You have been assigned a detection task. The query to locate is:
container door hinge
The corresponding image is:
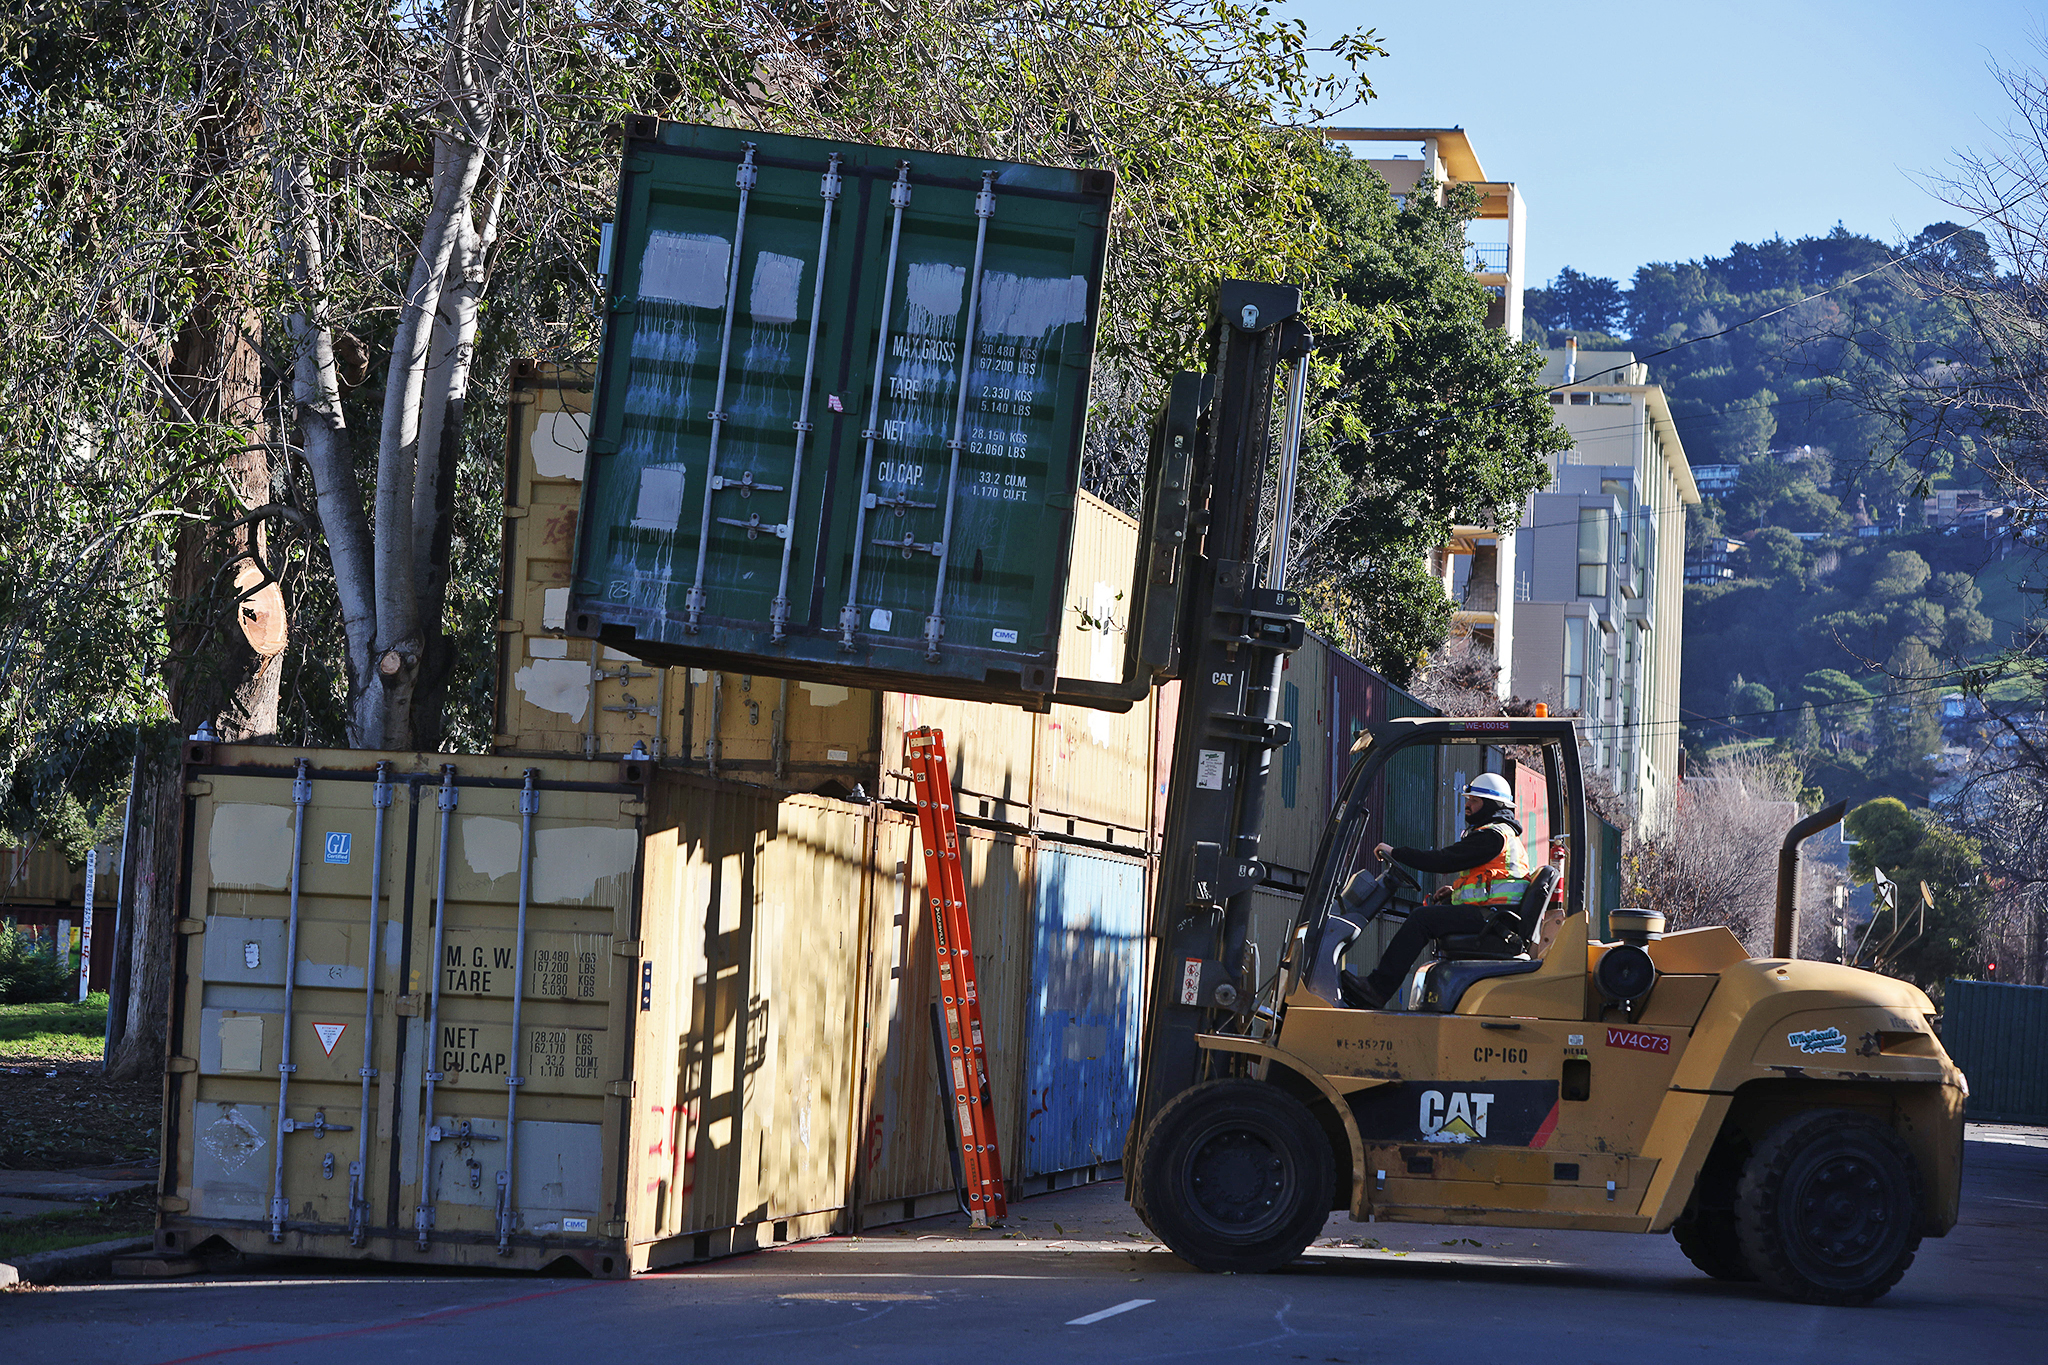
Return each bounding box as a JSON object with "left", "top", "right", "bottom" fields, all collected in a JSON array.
[
  {"left": 158, "top": 1195, "right": 189, "bottom": 1214},
  {"left": 607, "top": 1080, "right": 637, "bottom": 1098},
  {"left": 502, "top": 506, "right": 530, "bottom": 520},
  {"left": 497, "top": 619, "right": 524, "bottom": 633},
  {"left": 620, "top": 799, "right": 647, "bottom": 817},
  {"left": 612, "top": 940, "right": 642, "bottom": 959},
  {"left": 167, "top": 1056, "right": 198, "bottom": 1074},
  {"left": 176, "top": 918, "right": 206, "bottom": 935},
  {"left": 604, "top": 1220, "right": 628, "bottom": 1237},
  {"left": 184, "top": 780, "right": 213, "bottom": 797}
]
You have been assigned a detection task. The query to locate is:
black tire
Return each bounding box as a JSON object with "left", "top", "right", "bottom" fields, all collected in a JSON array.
[
  {"left": 1673, "top": 1137, "right": 1757, "bottom": 1281},
  {"left": 1135, "top": 1078, "right": 1334, "bottom": 1274},
  {"left": 1734, "top": 1109, "right": 1922, "bottom": 1305},
  {"left": 1673, "top": 1208, "right": 1755, "bottom": 1281}
]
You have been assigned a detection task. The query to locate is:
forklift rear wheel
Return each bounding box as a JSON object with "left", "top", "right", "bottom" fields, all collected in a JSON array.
[
  {"left": 1137, "top": 1079, "right": 1333, "bottom": 1274},
  {"left": 1734, "top": 1109, "right": 1921, "bottom": 1305},
  {"left": 1672, "top": 1208, "right": 1754, "bottom": 1281}
]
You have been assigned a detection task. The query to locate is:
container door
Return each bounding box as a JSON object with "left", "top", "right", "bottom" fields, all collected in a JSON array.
[
  {"left": 397, "top": 774, "right": 638, "bottom": 1252},
  {"left": 182, "top": 767, "right": 404, "bottom": 1242}
]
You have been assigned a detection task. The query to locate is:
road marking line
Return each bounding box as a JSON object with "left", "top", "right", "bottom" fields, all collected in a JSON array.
[{"left": 1066, "top": 1297, "right": 1154, "bottom": 1326}]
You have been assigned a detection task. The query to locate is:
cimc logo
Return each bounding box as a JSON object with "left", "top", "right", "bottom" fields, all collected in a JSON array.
[{"left": 1418, "top": 1090, "right": 1494, "bottom": 1143}]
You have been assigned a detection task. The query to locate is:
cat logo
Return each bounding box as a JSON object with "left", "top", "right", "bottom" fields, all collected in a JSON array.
[{"left": 1419, "top": 1090, "right": 1494, "bottom": 1143}]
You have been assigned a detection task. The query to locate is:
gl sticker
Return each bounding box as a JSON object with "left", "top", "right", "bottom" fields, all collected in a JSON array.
[
  {"left": 1788, "top": 1026, "right": 1849, "bottom": 1055},
  {"left": 1419, "top": 1089, "right": 1493, "bottom": 1143}
]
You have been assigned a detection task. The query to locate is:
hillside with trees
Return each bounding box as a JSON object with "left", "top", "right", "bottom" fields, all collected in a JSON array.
[{"left": 1526, "top": 225, "right": 2021, "bottom": 812}]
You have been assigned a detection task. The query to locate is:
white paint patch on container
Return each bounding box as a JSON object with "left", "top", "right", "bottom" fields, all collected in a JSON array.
[
  {"left": 632, "top": 465, "right": 688, "bottom": 530},
  {"left": 514, "top": 660, "right": 593, "bottom": 721},
  {"left": 461, "top": 816, "right": 524, "bottom": 882},
  {"left": 904, "top": 262, "right": 965, "bottom": 335},
  {"left": 533, "top": 826, "right": 640, "bottom": 904},
  {"left": 602, "top": 647, "right": 636, "bottom": 661},
  {"left": 977, "top": 272, "right": 1088, "bottom": 337},
  {"left": 217, "top": 1015, "right": 264, "bottom": 1073},
  {"left": 800, "top": 682, "right": 851, "bottom": 707},
  {"left": 750, "top": 252, "right": 805, "bottom": 325},
  {"left": 530, "top": 410, "right": 589, "bottom": 479},
  {"left": 640, "top": 231, "right": 730, "bottom": 308},
  {"left": 209, "top": 803, "right": 295, "bottom": 889},
  {"left": 542, "top": 587, "right": 570, "bottom": 632},
  {"left": 528, "top": 636, "right": 569, "bottom": 659}
]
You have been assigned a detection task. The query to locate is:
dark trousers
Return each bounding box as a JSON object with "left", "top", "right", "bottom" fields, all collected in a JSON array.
[{"left": 1364, "top": 903, "right": 1493, "bottom": 996}]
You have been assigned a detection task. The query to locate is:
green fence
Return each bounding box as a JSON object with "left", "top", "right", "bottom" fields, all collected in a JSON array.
[{"left": 1941, "top": 979, "right": 2048, "bottom": 1124}]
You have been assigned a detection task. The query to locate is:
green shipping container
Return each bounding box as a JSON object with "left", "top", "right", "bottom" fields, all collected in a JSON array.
[
  {"left": 570, "top": 118, "right": 1115, "bottom": 706},
  {"left": 1942, "top": 979, "right": 2048, "bottom": 1124}
]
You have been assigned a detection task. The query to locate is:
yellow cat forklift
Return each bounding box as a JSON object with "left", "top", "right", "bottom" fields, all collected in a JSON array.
[{"left": 1118, "top": 286, "right": 1967, "bottom": 1307}]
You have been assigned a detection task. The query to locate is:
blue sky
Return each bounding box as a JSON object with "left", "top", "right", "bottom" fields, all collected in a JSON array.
[{"left": 1280, "top": 1, "right": 2043, "bottom": 289}]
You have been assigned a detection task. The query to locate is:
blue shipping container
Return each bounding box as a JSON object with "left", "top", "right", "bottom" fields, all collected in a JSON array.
[{"left": 1022, "top": 845, "right": 1146, "bottom": 1177}]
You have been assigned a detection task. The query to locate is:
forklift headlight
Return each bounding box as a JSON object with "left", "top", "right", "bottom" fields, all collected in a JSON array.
[{"left": 1595, "top": 943, "right": 1657, "bottom": 1005}]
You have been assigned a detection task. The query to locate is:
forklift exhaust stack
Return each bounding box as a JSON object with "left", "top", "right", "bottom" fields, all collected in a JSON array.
[{"left": 1774, "top": 799, "right": 1848, "bottom": 959}]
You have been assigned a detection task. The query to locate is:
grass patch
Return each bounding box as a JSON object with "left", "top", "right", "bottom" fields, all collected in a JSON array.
[
  {"left": 0, "top": 994, "right": 107, "bottom": 1063},
  {"left": 0, "top": 1187, "right": 152, "bottom": 1260}
]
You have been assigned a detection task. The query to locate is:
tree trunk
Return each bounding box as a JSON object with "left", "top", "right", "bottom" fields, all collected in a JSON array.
[{"left": 107, "top": 14, "right": 281, "bottom": 1076}]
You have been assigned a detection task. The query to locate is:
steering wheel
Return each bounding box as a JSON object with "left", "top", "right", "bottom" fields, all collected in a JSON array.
[
  {"left": 1379, "top": 860, "right": 1426, "bottom": 911},
  {"left": 1382, "top": 862, "right": 1421, "bottom": 893}
]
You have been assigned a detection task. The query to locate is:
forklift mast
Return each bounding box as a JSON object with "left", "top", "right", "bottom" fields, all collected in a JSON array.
[{"left": 1128, "top": 282, "right": 1311, "bottom": 1143}]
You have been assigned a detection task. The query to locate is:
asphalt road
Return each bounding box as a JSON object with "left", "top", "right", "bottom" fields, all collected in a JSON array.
[{"left": 11, "top": 1125, "right": 2044, "bottom": 1365}]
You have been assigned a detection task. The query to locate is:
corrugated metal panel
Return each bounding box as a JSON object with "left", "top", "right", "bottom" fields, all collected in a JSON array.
[
  {"left": 1035, "top": 494, "right": 1156, "bottom": 838},
  {"left": 1021, "top": 845, "right": 1145, "bottom": 1177},
  {"left": 1942, "top": 979, "right": 2048, "bottom": 1124},
  {"left": 880, "top": 691, "right": 1038, "bottom": 825},
  {"left": 570, "top": 120, "right": 1115, "bottom": 705},
  {"left": 0, "top": 841, "right": 118, "bottom": 907},
  {"left": 1380, "top": 682, "right": 1439, "bottom": 853},
  {"left": 1513, "top": 761, "right": 1551, "bottom": 869},
  {"left": 494, "top": 361, "right": 664, "bottom": 758}
]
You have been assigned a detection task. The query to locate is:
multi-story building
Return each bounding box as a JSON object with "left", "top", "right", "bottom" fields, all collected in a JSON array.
[
  {"left": 1686, "top": 535, "right": 1743, "bottom": 584},
  {"left": 1320, "top": 127, "right": 1527, "bottom": 691},
  {"left": 1512, "top": 349, "right": 1698, "bottom": 825}
]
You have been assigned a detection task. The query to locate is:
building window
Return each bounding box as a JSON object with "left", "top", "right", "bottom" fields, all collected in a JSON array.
[
  {"left": 1569, "top": 392, "right": 1592, "bottom": 405},
  {"left": 1563, "top": 617, "right": 1587, "bottom": 712},
  {"left": 1577, "top": 507, "right": 1610, "bottom": 596}
]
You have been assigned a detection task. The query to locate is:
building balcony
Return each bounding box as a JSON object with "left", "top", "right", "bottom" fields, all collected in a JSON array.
[{"left": 1466, "top": 243, "right": 1511, "bottom": 275}]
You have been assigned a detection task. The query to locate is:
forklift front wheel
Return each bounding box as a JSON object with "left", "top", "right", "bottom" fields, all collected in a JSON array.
[
  {"left": 1733, "top": 1109, "right": 1922, "bottom": 1305},
  {"left": 1137, "top": 1079, "right": 1333, "bottom": 1274}
]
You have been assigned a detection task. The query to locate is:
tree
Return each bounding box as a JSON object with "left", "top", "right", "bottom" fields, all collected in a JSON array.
[
  {"left": 1523, "top": 266, "right": 1626, "bottom": 334},
  {"left": 1737, "top": 526, "right": 1807, "bottom": 581},
  {"left": 1792, "top": 702, "right": 1822, "bottom": 752},
  {"left": 1630, "top": 752, "right": 1809, "bottom": 953},
  {"left": 1844, "top": 798, "right": 1988, "bottom": 989},
  {"left": 1285, "top": 156, "right": 1569, "bottom": 678}
]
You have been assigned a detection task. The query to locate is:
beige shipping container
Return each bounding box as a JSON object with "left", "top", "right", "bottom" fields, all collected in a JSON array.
[
  {"left": 159, "top": 743, "right": 648, "bottom": 1275},
  {"left": 156, "top": 741, "right": 1092, "bottom": 1276},
  {"left": 1034, "top": 493, "right": 1157, "bottom": 845},
  {"left": 493, "top": 361, "right": 881, "bottom": 785},
  {"left": 878, "top": 491, "right": 1155, "bottom": 843},
  {"left": 1, "top": 840, "right": 119, "bottom": 907}
]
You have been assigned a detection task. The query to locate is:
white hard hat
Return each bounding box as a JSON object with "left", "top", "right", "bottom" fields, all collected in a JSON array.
[{"left": 1463, "top": 772, "right": 1514, "bottom": 804}]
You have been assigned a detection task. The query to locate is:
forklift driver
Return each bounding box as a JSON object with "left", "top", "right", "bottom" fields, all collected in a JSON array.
[{"left": 1341, "top": 772, "right": 1530, "bottom": 1009}]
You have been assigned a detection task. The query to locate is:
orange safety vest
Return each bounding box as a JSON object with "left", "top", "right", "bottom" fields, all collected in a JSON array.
[{"left": 1451, "top": 819, "right": 1533, "bottom": 906}]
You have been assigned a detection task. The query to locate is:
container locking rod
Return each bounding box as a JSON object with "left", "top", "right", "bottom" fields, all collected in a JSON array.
[
  {"left": 685, "top": 144, "right": 759, "bottom": 632},
  {"left": 268, "top": 758, "right": 313, "bottom": 1243},
  {"left": 841, "top": 162, "right": 914, "bottom": 650},
  {"left": 772, "top": 153, "right": 844, "bottom": 642},
  {"left": 497, "top": 771, "right": 539, "bottom": 1255},
  {"left": 925, "top": 170, "right": 999, "bottom": 662},
  {"left": 414, "top": 765, "right": 459, "bottom": 1250},
  {"left": 349, "top": 761, "right": 393, "bottom": 1246}
]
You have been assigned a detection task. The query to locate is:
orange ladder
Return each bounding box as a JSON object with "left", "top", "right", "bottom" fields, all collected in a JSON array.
[{"left": 905, "top": 726, "right": 1009, "bottom": 1226}]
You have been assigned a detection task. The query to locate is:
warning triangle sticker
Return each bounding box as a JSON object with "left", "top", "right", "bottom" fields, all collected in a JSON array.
[{"left": 312, "top": 1022, "right": 346, "bottom": 1056}]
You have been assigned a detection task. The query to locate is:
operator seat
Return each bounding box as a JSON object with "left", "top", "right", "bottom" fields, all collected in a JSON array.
[{"left": 1415, "top": 864, "right": 1560, "bottom": 1012}]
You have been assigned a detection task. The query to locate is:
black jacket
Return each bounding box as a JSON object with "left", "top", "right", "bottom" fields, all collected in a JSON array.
[{"left": 1390, "top": 807, "right": 1524, "bottom": 875}]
